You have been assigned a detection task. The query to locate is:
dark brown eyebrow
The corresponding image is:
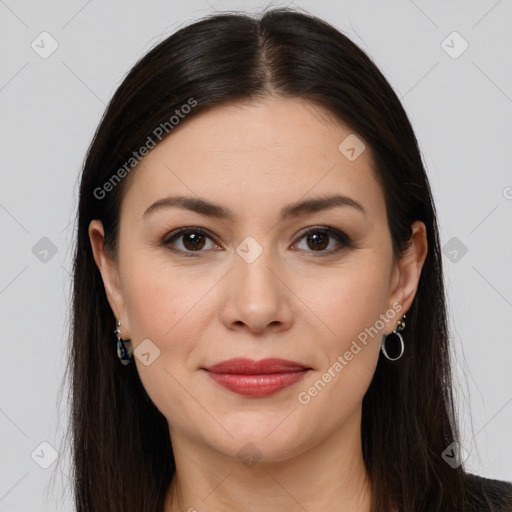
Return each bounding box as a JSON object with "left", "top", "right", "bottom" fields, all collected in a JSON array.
[{"left": 142, "top": 194, "right": 367, "bottom": 220}]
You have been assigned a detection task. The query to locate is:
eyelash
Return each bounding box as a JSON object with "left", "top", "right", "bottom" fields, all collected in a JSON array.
[{"left": 161, "top": 226, "right": 353, "bottom": 258}]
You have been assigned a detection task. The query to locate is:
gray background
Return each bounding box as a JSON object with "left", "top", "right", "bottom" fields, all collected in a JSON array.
[{"left": 1, "top": 0, "right": 511, "bottom": 510}]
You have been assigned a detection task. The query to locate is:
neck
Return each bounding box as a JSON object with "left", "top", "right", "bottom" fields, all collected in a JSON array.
[{"left": 163, "top": 405, "right": 372, "bottom": 512}]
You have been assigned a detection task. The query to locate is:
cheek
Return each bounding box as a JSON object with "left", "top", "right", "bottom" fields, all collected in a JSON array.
[
  {"left": 121, "top": 281, "right": 199, "bottom": 433},
  {"left": 119, "top": 257, "right": 218, "bottom": 426},
  {"left": 304, "top": 256, "right": 392, "bottom": 344},
  {"left": 121, "top": 250, "right": 212, "bottom": 342},
  {"left": 299, "top": 255, "right": 392, "bottom": 398}
]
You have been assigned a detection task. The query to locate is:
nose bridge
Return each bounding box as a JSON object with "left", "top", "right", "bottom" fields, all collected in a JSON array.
[
  {"left": 221, "top": 233, "right": 293, "bottom": 331},
  {"left": 233, "top": 234, "right": 280, "bottom": 300}
]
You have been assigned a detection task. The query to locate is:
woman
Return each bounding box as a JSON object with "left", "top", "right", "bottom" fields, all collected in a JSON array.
[{"left": 69, "top": 7, "right": 512, "bottom": 511}]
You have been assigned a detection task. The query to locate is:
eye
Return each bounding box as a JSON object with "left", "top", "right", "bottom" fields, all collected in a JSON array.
[
  {"left": 162, "top": 227, "right": 219, "bottom": 256},
  {"left": 162, "top": 226, "right": 352, "bottom": 257},
  {"left": 293, "top": 226, "right": 352, "bottom": 256}
]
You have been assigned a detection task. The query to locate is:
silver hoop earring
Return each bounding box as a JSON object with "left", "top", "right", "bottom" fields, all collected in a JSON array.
[
  {"left": 115, "top": 320, "right": 133, "bottom": 365},
  {"left": 381, "top": 314, "right": 406, "bottom": 361}
]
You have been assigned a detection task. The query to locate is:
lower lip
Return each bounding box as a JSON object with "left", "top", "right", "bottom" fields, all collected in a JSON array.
[{"left": 204, "top": 370, "right": 310, "bottom": 397}]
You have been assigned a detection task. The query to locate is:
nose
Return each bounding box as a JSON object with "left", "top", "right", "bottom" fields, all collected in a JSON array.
[{"left": 219, "top": 244, "right": 294, "bottom": 335}]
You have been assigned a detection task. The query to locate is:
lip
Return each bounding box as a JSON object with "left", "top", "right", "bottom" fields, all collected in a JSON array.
[
  {"left": 203, "top": 357, "right": 310, "bottom": 374},
  {"left": 202, "top": 358, "right": 311, "bottom": 397}
]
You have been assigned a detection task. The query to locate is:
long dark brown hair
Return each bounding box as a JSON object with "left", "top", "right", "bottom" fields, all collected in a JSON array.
[{"left": 64, "top": 7, "right": 480, "bottom": 511}]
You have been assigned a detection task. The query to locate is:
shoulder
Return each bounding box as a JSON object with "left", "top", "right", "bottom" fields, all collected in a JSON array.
[{"left": 464, "top": 472, "right": 512, "bottom": 511}]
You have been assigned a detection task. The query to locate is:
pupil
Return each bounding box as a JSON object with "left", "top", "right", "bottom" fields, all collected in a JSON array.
[
  {"left": 184, "top": 233, "right": 205, "bottom": 251},
  {"left": 308, "top": 233, "right": 328, "bottom": 251}
]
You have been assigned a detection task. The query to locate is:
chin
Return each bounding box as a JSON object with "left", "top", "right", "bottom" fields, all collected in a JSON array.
[{"left": 204, "top": 415, "right": 316, "bottom": 464}]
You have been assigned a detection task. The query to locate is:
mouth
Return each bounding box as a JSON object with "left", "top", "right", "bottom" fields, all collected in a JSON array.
[{"left": 202, "top": 358, "right": 312, "bottom": 397}]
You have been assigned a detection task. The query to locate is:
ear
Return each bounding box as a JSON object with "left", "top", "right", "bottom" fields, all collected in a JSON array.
[
  {"left": 88, "top": 220, "right": 130, "bottom": 336},
  {"left": 386, "top": 220, "right": 428, "bottom": 331}
]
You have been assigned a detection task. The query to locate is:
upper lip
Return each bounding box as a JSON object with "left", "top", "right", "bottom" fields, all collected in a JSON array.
[{"left": 203, "top": 358, "right": 310, "bottom": 374}]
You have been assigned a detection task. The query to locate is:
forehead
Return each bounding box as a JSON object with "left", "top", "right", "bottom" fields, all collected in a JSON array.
[{"left": 120, "top": 96, "right": 385, "bottom": 224}]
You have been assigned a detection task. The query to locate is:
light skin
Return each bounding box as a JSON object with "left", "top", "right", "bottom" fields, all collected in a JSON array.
[{"left": 89, "top": 96, "right": 428, "bottom": 511}]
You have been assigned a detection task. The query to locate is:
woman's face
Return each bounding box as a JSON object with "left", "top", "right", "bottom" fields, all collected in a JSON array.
[{"left": 90, "top": 96, "right": 426, "bottom": 463}]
